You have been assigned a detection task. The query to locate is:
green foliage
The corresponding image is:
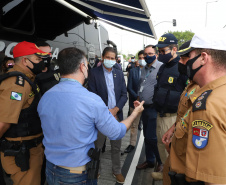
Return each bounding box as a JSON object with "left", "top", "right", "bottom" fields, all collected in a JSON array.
[{"left": 166, "top": 30, "right": 195, "bottom": 48}]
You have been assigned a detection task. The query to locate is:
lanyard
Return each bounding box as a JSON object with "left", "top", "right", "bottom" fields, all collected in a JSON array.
[{"left": 60, "top": 78, "right": 80, "bottom": 84}]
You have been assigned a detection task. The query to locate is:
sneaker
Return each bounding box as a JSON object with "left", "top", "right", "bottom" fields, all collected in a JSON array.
[
  {"left": 113, "top": 173, "right": 125, "bottom": 184},
  {"left": 151, "top": 172, "right": 163, "bottom": 180}
]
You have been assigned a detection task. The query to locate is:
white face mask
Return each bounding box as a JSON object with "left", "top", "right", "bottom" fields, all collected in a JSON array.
[
  {"left": 104, "top": 59, "right": 116, "bottom": 69},
  {"left": 131, "top": 59, "right": 135, "bottom": 62},
  {"left": 138, "top": 59, "right": 146, "bottom": 67}
]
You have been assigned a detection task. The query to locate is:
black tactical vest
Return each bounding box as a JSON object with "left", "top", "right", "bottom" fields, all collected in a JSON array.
[
  {"left": 153, "top": 57, "right": 187, "bottom": 114},
  {"left": 0, "top": 71, "right": 42, "bottom": 138}
]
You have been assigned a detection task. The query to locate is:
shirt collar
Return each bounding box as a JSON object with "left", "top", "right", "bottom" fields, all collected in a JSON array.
[
  {"left": 102, "top": 64, "right": 113, "bottom": 74},
  {"left": 145, "top": 60, "right": 158, "bottom": 70}
]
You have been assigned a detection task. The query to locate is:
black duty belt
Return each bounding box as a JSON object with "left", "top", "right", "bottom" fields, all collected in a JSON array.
[
  {"left": 143, "top": 104, "right": 154, "bottom": 109},
  {"left": 0, "top": 135, "right": 43, "bottom": 152}
]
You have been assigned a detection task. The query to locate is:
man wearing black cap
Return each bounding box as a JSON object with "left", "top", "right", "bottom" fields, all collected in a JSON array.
[
  {"left": 152, "top": 33, "right": 188, "bottom": 180},
  {"left": 0, "top": 41, "right": 50, "bottom": 185}
]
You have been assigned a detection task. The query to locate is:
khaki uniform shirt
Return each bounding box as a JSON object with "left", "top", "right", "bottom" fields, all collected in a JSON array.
[
  {"left": 0, "top": 64, "right": 42, "bottom": 141},
  {"left": 170, "top": 81, "right": 199, "bottom": 174},
  {"left": 171, "top": 75, "right": 226, "bottom": 184}
]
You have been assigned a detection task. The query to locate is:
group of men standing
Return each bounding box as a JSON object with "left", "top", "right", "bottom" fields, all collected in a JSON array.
[{"left": 0, "top": 28, "right": 226, "bottom": 185}]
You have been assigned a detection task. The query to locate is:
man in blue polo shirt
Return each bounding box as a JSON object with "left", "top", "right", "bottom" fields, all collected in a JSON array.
[{"left": 37, "top": 47, "right": 144, "bottom": 185}]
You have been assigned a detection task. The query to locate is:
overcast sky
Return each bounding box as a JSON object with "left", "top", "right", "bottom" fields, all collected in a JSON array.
[{"left": 101, "top": 0, "right": 226, "bottom": 56}]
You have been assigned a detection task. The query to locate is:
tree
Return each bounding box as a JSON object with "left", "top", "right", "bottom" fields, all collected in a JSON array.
[{"left": 167, "top": 30, "right": 195, "bottom": 48}]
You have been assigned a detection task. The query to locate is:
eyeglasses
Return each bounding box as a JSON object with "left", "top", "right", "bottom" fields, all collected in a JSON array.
[
  {"left": 144, "top": 52, "right": 156, "bottom": 57},
  {"left": 158, "top": 48, "right": 171, "bottom": 55}
]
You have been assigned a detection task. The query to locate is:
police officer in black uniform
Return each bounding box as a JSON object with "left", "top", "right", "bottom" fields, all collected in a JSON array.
[
  {"left": 151, "top": 33, "right": 188, "bottom": 180},
  {"left": 35, "top": 41, "right": 60, "bottom": 95}
]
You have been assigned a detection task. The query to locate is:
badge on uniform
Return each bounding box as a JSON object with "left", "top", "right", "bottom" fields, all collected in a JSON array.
[
  {"left": 10, "top": 91, "right": 22, "bottom": 101},
  {"left": 15, "top": 76, "right": 24, "bottom": 86},
  {"left": 192, "top": 120, "right": 213, "bottom": 149},
  {"left": 168, "top": 77, "right": 174, "bottom": 83},
  {"left": 192, "top": 90, "right": 212, "bottom": 112}
]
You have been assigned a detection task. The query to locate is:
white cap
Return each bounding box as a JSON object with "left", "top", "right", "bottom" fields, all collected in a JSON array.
[{"left": 190, "top": 29, "right": 226, "bottom": 51}]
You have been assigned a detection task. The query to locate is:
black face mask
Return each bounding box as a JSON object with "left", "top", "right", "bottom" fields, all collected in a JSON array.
[
  {"left": 178, "top": 62, "right": 187, "bottom": 75},
  {"left": 117, "top": 60, "right": 121, "bottom": 64},
  {"left": 186, "top": 54, "right": 202, "bottom": 80},
  {"left": 158, "top": 52, "right": 173, "bottom": 64},
  {"left": 26, "top": 58, "right": 45, "bottom": 75},
  {"left": 144, "top": 55, "right": 156, "bottom": 64}
]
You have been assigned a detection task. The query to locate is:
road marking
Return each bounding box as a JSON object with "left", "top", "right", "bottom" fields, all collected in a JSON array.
[{"left": 124, "top": 131, "right": 144, "bottom": 185}]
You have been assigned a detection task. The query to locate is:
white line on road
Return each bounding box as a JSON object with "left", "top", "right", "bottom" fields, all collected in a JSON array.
[{"left": 124, "top": 131, "right": 144, "bottom": 185}]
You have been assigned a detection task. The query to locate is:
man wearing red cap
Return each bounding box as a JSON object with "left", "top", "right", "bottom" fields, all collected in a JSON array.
[{"left": 0, "top": 41, "right": 50, "bottom": 185}]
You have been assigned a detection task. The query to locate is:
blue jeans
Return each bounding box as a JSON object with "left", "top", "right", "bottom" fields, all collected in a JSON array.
[
  {"left": 142, "top": 107, "right": 162, "bottom": 165},
  {"left": 46, "top": 160, "right": 97, "bottom": 185}
]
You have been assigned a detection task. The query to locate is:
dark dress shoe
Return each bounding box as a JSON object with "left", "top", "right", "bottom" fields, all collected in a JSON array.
[
  {"left": 124, "top": 145, "right": 135, "bottom": 153},
  {"left": 136, "top": 161, "right": 155, "bottom": 170}
]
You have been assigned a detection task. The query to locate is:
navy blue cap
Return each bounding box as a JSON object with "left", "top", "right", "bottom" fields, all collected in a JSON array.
[
  {"left": 176, "top": 40, "right": 194, "bottom": 56},
  {"left": 155, "top": 33, "right": 178, "bottom": 48}
]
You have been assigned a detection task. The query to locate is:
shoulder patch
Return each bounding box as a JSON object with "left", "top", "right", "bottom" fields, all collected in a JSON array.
[
  {"left": 15, "top": 76, "right": 24, "bottom": 86},
  {"left": 192, "top": 90, "right": 212, "bottom": 112},
  {"left": 10, "top": 91, "right": 22, "bottom": 101},
  {"left": 192, "top": 120, "right": 213, "bottom": 149}
]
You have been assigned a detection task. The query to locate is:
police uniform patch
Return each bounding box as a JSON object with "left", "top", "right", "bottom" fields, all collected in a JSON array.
[
  {"left": 198, "top": 96, "right": 204, "bottom": 101},
  {"left": 192, "top": 90, "right": 212, "bottom": 112},
  {"left": 168, "top": 77, "right": 174, "bottom": 83},
  {"left": 15, "top": 76, "right": 24, "bottom": 86},
  {"left": 192, "top": 120, "right": 213, "bottom": 149},
  {"left": 195, "top": 101, "right": 202, "bottom": 108},
  {"left": 10, "top": 92, "right": 22, "bottom": 101}
]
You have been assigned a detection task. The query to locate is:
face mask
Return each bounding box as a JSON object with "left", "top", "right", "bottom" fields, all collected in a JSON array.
[
  {"left": 131, "top": 59, "right": 135, "bottom": 62},
  {"left": 117, "top": 60, "right": 121, "bottom": 64},
  {"left": 158, "top": 52, "right": 173, "bottom": 64},
  {"left": 104, "top": 59, "right": 116, "bottom": 69},
  {"left": 144, "top": 55, "right": 156, "bottom": 64},
  {"left": 178, "top": 62, "right": 187, "bottom": 75},
  {"left": 186, "top": 54, "right": 202, "bottom": 80},
  {"left": 138, "top": 59, "right": 146, "bottom": 67},
  {"left": 26, "top": 58, "right": 45, "bottom": 75}
]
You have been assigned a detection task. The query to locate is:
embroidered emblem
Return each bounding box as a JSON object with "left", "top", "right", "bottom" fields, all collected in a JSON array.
[
  {"left": 168, "top": 77, "right": 174, "bottom": 83},
  {"left": 186, "top": 79, "right": 190, "bottom": 85},
  {"left": 10, "top": 92, "right": 22, "bottom": 101},
  {"left": 195, "top": 101, "right": 202, "bottom": 108},
  {"left": 181, "top": 120, "right": 187, "bottom": 129},
  {"left": 193, "top": 90, "right": 212, "bottom": 112},
  {"left": 15, "top": 76, "right": 24, "bottom": 86},
  {"left": 198, "top": 96, "right": 204, "bottom": 101},
  {"left": 192, "top": 120, "right": 213, "bottom": 131},
  {"left": 185, "top": 93, "right": 187, "bottom": 97},
  {"left": 192, "top": 127, "right": 209, "bottom": 149}
]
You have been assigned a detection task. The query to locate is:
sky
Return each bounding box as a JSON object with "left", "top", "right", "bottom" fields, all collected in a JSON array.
[{"left": 100, "top": 0, "right": 226, "bottom": 56}]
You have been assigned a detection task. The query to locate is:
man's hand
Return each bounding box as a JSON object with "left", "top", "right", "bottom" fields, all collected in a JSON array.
[
  {"left": 109, "top": 107, "right": 119, "bottom": 117},
  {"left": 162, "top": 123, "right": 175, "bottom": 145},
  {"left": 133, "top": 101, "right": 144, "bottom": 114}
]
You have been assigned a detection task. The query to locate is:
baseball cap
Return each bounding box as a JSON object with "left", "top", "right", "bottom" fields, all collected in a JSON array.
[
  {"left": 176, "top": 40, "right": 194, "bottom": 56},
  {"left": 131, "top": 56, "right": 135, "bottom": 59},
  {"left": 13, "top": 41, "right": 51, "bottom": 58},
  {"left": 155, "top": 33, "right": 178, "bottom": 48},
  {"left": 189, "top": 29, "right": 226, "bottom": 51}
]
